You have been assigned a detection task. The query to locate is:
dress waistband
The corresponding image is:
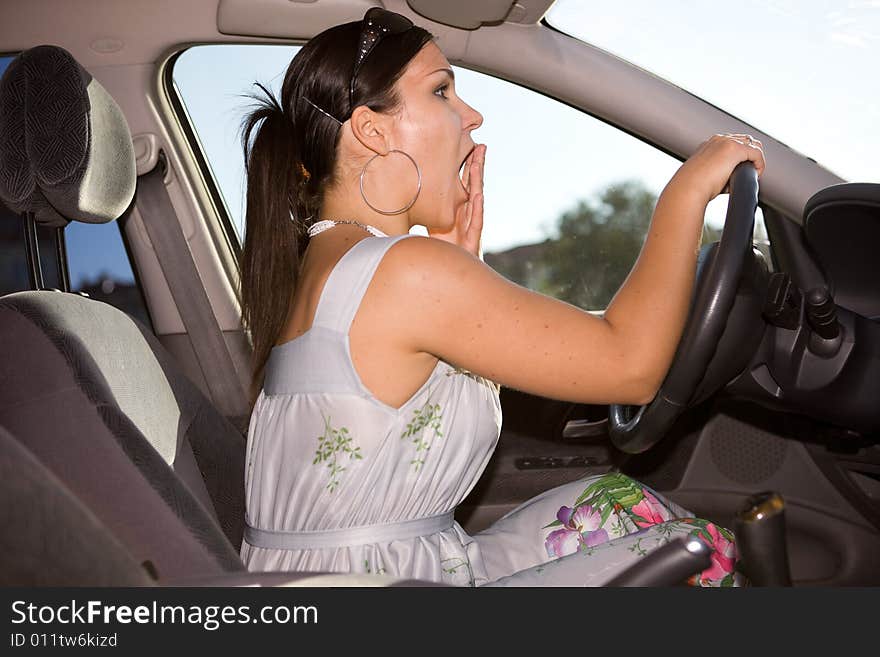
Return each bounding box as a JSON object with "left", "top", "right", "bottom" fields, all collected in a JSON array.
[{"left": 244, "top": 511, "right": 455, "bottom": 550}]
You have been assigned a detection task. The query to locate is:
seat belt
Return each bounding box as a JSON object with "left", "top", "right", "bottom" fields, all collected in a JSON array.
[{"left": 136, "top": 155, "right": 249, "bottom": 429}]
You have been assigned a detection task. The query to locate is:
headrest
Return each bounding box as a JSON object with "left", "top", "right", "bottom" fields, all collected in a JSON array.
[{"left": 0, "top": 45, "right": 136, "bottom": 227}]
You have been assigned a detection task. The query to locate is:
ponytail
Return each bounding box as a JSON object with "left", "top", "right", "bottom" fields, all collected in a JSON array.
[
  {"left": 238, "top": 21, "right": 435, "bottom": 413},
  {"left": 240, "top": 83, "right": 308, "bottom": 410}
]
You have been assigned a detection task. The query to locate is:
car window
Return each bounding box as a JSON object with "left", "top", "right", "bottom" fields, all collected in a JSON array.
[
  {"left": 171, "top": 44, "right": 770, "bottom": 311},
  {"left": 0, "top": 198, "right": 154, "bottom": 330},
  {"left": 65, "top": 218, "right": 154, "bottom": 330},
  {"left": 546, "top": 0, "right": 878, "bottom": 185},
  {"left": 448, "top": 66, "right": 771, "bottom": 310}
]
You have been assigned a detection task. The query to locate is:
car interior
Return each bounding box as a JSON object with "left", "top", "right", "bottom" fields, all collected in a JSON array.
[{"left": 1, "top": 0, "right": 878, "bottom": 587}]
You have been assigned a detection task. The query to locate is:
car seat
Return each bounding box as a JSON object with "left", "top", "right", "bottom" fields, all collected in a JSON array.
[{"left": 0, "top": 44, "right": 249, "bottom": 584}]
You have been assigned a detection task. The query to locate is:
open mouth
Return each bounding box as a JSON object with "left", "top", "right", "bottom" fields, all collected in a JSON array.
[{"left": 458, "top": 144, "right": 476, "bottom": 193}]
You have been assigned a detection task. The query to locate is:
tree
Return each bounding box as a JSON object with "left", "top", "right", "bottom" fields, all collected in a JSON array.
[
  {"left": 538, "top": 180, "right": 658, "bottom": 309},
  {"left": 485, "top": 180, "right": 730, "bottom": 311}
]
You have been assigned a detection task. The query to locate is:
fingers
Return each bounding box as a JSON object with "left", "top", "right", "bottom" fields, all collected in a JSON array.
[
  {"left": 455, "top": 145, "right": 485, "bottom": 257},
  {"left": 469, "top": 145, "right": 486, "bottom": 251},
  {"left": 467, "top": 193, "right": 484, "bottom": 251},
  {"left": 461, "top": 152, "right": 472, "bottom": 192},
  {"left": 458, "top": 193, "right": 483, "bottom": 258},
  {"left": 468, "top": 143, "right": 486, "bottom": 197},
  {"left": 443, "top": 144, "right": 486, "bottom": 257},
  {"left": 720, "top": 133, "right": 766, "bottom": 178},
  {"left": 460, "top": 143, "right": 481, "bottom": 192},
  {"left": 740, "top": 138, "right": 765, "bottom": 179}
]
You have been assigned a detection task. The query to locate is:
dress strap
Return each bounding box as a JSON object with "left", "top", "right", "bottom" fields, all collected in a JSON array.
[
  {"left": 244, "top": 511, "right": 455, "bottom": 550},
  {"left": 312, "top": 233, "right": 415, "bottom": 334}
]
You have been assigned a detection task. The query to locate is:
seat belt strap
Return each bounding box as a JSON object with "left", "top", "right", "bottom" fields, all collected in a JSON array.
[{"left": 136, "top": 161, "right": 248, "bottom": 425}]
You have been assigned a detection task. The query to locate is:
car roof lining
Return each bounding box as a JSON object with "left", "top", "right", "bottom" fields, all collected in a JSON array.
[{"left": 0, "top": 0, "right": 845, "bottom": 224}]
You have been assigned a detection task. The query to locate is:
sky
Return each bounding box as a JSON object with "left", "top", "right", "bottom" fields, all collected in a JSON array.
[
  {"left": 546, "top": 0, "right": 879, "bottom": 187},
  {"left": 172, "top": 0, "right": 879, "bottom": 255},
  {"left": 173, "top": 44, "right": 687, "bottom": 253},
  {"left": 3, "top": 1, "right": 877, "bottom": 286}
]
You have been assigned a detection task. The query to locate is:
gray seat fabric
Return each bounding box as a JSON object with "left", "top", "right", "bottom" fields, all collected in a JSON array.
[
  {"left": 0, "top": 44, "right": 135, "bottom": 227},
  {"left": 0, "top": 291, "right": 247, "bottom": 582},
  {"left": 0, "top": 424, "right": 156, "bottom": 586},
  {"left": 0, "top": 44, "right": 249, "bottom": 584}
]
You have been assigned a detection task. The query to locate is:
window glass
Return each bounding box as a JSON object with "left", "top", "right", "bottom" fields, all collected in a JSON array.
[
  {"left": 172, "top": 45, "right": 297, "bottom": 244},
  {"left": 65, "top": 218, "right": 154, "bottom": 330},
  {"left": 546, "top": 0, "right": 878, "bottom": 184},
  {"left": 0, "top": 202, "right": 59, "bottom": 294},
  {"left": 172, "top": 44, "right": 770, "bottom": 311},
  {"left": 0, "top": 199, "right": 154, "bottom": 330}
]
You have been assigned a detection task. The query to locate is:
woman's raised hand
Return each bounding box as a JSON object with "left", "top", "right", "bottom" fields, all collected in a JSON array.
[
  {"left": 673, "top": 133, "right": 766, "bottom": 205},
  {"left": 428, "top": 143, "right": 486, "bottom": 258}
]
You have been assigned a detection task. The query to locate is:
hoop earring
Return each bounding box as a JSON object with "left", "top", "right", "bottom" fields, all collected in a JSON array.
[{"left": 359, "top": 149, "right": 421, "bottom": 215}]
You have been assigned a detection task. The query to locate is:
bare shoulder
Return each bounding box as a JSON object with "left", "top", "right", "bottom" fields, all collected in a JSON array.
[
  {"left": 382, "top": 234, "right": 482, "bottom": 268},
  {"left": 370, "top": 233, "right": 514, "bottom": 352},
  {"left": 378, "top": 234, "right": 503, "bottom": 295}
]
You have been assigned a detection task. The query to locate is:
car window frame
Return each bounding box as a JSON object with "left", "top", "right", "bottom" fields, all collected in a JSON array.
[
  {"left": 162, "top": 47, "right": 245, "bottom": 265},
  {"left": 163, "top": 41, "right": 776, "bottom": 309}
]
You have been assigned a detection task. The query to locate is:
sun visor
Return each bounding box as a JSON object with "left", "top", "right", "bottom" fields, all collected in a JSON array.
[
  {"left": 406, "top": 0, "right": 516, "bottom": 29},
  {"left": 217, "top": 0, "right": 377, "bottom": 38}
]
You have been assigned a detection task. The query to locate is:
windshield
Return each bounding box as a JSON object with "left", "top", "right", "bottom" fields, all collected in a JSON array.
[{"left": 546, "top": 0, "right": 879, "bottom": 183}]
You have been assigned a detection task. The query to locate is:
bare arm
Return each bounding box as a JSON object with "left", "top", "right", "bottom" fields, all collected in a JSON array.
[
  {"left": 601, "top": 180, "right": 714, "bottom": 401},
  {"left": 605, "top": 134, "right": 766, "bottom": 398},
  {"left": 380, "top": 238, "right": 651, "bottom": 404},
  {"left": 384, "top": 135, "right": 765, "bottom": 405}
]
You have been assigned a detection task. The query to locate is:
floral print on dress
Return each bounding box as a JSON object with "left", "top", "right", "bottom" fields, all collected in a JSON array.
[
  {"left": 541, "top": 472, "right": 741, "bottom": 587},
  {"left": 545, "top": 504, "right": 610, "bottom": 558},
  {"left": 312, "top": 412, "right": 362, "bottom": 492},
  {"left": 363, "top": 559, "right": 387, "bottom": 576},
  {"left": 630, "top": 489, "right": 673, "bottom": 528},
  {"left": 440, "top": 557, "right": 475, "bottom": 586},
  {"left": 673, "top": 518, "right": 739, "bottom": 587},
  {"left": 401, "top": 399, "right": 443, "bottom": 470}
]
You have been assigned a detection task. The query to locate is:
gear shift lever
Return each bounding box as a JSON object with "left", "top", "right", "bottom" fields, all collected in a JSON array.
[
  {"left": 734, "top": 491, "right": 793, "bottom": 586},
  {"left": 605, "top": 536, "right": 713, "bottom": 586}
]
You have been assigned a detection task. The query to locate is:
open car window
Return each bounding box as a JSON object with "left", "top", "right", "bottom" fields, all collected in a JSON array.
[{"left": 172, "top": 43, "right": 770, "bottom": 312}]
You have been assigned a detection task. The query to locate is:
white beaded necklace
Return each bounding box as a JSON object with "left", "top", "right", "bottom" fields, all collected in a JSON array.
[{"left": 307, "top": 219, "right": 388, "bottom": 238}]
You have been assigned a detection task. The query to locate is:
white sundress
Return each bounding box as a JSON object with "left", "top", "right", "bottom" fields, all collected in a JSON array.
[{"left": 241, "top": 234, "right": 743, "bottom": 587}]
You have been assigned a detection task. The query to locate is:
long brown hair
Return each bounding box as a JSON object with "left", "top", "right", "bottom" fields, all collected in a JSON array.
[{"left": 239, "top": 18, "right": 433, "bottom": 409}]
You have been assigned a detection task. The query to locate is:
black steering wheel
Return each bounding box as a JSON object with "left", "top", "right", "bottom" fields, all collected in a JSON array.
[{"left": 608, "top": 162, "right": 759, "bottom": 453}]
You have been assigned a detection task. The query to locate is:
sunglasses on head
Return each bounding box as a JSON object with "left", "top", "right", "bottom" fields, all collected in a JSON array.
[
  {"left": 298, "top": 8, "right": 414, "bottom": 127},
  {"left": 349, "top": 7, "right": 414, "bottom": 108}
]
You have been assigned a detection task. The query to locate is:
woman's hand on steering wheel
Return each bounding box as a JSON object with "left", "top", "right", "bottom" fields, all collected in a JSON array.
[
  {"left": 608, "top": 134, "right": 766, "bottom": 454},
  {"left": 674, "top": 133, "right": 766, "bottom": 204},
  {"left": 428, "top": 143, "right": 486, "bottom": 259}
]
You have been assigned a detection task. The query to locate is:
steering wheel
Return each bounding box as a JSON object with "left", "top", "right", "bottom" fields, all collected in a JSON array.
[{"left": 608, "top": 162, "right": 759, "bottom": 454}]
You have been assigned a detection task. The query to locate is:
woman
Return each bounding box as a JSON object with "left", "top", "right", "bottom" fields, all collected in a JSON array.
[{"left": 238, "top": 8, "right": 764, "bottom": 586}]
